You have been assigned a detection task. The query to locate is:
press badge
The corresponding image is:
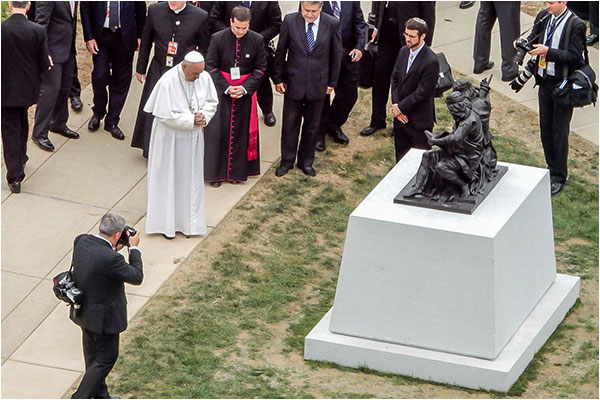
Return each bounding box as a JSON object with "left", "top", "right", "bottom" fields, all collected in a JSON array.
[
  {"left": 230, "top": 66, "right": 241, "bottom": 80},
  {"left": 538, "top": 54, "right": 547, "bottom": 69},
  {"left": 166, "top": 56, "right": 174, "bottom": 67},
  {"left": 167, "top": 41, "right": 178, "bottom": 55}
]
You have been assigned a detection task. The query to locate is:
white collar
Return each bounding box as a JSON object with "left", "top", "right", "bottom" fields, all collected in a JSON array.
[
  {"left": 409, "top": 41, "right": 426, "bottom": 56},
  {"left": 94, "top": 234, "right": 114, "bottom": 248},
  {"left": 172, "top": 3, "right": 186, "bottom": 14}
]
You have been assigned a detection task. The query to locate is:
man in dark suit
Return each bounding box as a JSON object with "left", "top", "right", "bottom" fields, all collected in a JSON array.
[
  {"left": 81, "top": 1, "right": 147, "bottom": 140},
  {"left": 210, "top": 1, "right": 282, "bottom": 127},
  {"left": 272, "top": 1, "right": 342, "bottom": 177},
  {"left": 1, "top": 1, "right": 50, "bottom": 193},
  {"left": 70, "top": 212, "right": 143, "bottom": 399},
  {"left": 360, "top": 1, "right": 435, "bottom": 137},
  {"left": 526, "top": 1, "right": 586, "bottom": 195},
  {"left": 32, "top": 1, "right": 80, "bottom": 152},
  {"left": 390, "top": 17, "right": 439, "bottom": 162},
  {"left": 316, "top": 1, "right": 366, "bottom": 151}
]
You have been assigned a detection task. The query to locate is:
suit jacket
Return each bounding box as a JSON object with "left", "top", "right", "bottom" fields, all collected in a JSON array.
[
  {"left": 80, "top": 1, "right": 147, "bottom": 54},
  {"left": 136, "top": 2, "right": 210, "bottom": 76},
  {"left": 272, "top": 12, "right": 343, "bottom": 101},
  {"left": 69, "top": 234, "right": 143, "bottom": 335},
  {"left": 371, "top": 1, "right": 435, "bottom": 47},
  {"left": 1, "top": 14, "right": 50, "bottom": 107},
  {"left": 210, "top": 1, "right": 282, "bottom": 43},
  {"left": 35, "top": 1, "right": 78, "bottom": 64},
  {"left": 321, "top": 1, "right": 366, "bottom": 53},
  {"left": 391, "top": 44, "right": 439, "bottom": 130},
  {"left": 527, "top": 9, "right": 586, "bottom": 85}
]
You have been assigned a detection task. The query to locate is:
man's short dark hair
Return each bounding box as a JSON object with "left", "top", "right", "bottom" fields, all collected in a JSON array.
[
  {"left": 301, "top": 1, "right": 324, "bottom": 7},
  {"left": 405, "top": 17, "right": 428, "bottom": 38},
  {"left": 9, "top": 1, "right": 29, "bottom": 9},
  {"left": 231, "top": 5, "right": 251, "bottom": 22}
]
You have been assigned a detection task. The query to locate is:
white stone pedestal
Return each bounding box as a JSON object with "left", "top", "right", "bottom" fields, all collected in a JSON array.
[{"left": 304, "top": 150, "right": 580, "bottom": 391}]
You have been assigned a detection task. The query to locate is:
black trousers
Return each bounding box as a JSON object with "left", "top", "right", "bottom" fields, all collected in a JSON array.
[
  {"left": 473, "top": 1, "right": 520, "bottom": 80},
  {"left": 538, "top": 80, "right": 573, "bottom": 184},
  {"left": 71, "top": 57, "right": 81, "bottom": 98},
  {"left": 72, "top": 328, "right": 120, "bottom": 399},
  {"left": 370, "top": 30, "right": 401, "bottom": 129},
  {"left": 393, "top": 119, "right": 432, "bottom": 162},
  {"left": 280, "top": 96, "right": 324, "bottom": 169},
  {"left": 1, "top": 106, "right": 29, "bottom": 183},
  {"left": 33, "top": 55, "right": 75, "bottom": 140},
  {"left": 256, "top": 54, "right": 274, "bottom": 115},
  {"left": 320, "top": 56, "right": 360, "bottom": 135},
  {"left": 91, "top": 29, "right": 135, "bottom": 126}
]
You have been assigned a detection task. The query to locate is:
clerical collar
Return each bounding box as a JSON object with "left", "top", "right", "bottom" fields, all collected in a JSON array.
[{"left": 172, "top": 3, "right": 187, "bottom": 14}]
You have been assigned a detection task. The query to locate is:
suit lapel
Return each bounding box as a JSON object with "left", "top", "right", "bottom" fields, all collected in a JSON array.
[
  {"left": 402, "top": 45, "right": 427, "bottom": 84},
  {"left": 296, "top": 13, "right": 310, "bottom": 55},
  {"left": 313, "top": 14, "right": 328, "bottom": 51}
]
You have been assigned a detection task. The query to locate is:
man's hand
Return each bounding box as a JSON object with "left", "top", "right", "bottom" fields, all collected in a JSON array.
[
  {"left": 194, "top": 112, "right": 206, "bottom": 126},
  {"left": 136, "top": 72, "right": 145, "bottom": 83},
  {"left": 326, "top": 86, "right": 334, "bottom": 95},
  {"left": 391, "top": 104, "right": 409, "bottom": 123},
  {"left": 128, "top": 230, "right": 140, "bottom": 247},
  {"left": 85, "top": 39, "right": 99, "bottom": 55},
  {"left": 136, "top": 38, "right": 141, "bottom": 52},
  {"left": 227, "top": 85, "right": 245, "bottom": 99},
  {"left": 349, "top": 49, "right": 363, "bottom": 62},
  {"left": 371, "top": 29, "right": 378, "bottom": 43},
  {"left": 275, "top": 83, "right": 287, "bottom": 94},
  {"left": 529, "top": 43, "right": 549, "bottom": 56}
]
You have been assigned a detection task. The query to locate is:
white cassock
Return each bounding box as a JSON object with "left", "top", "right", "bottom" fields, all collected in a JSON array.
[{"left": 144, "top": 63, "right": 219, "bottom": 237}]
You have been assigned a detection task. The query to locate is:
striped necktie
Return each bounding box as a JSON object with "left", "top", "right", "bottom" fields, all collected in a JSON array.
[
  {"left": 331, "top": 1, "right": 340, "bottom": 19},
  {"left": 306, "top": 22, "right": 315, "bottom": 53}
]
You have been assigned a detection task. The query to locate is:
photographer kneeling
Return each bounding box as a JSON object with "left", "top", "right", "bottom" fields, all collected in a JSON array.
[{"left": 70, "top": 212, "right": 143, "bottom": 399}]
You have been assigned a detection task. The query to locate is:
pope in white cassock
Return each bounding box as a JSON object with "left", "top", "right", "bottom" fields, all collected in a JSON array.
[{"left": 144, "top": 51, "right": 219, "bottom": 239}]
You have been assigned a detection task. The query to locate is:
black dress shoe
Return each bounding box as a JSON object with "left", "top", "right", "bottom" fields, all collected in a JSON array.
[
  {"left": 162, "top": 234, "right": 175, "bottom": 240},
  {"left": 264, "top": 112, "right": 276, "bottom": 127},
  {"left": 331, "top": 127, "right": 349, "bottom": 144},
  {"left": 105, "top": 125, "right": 125, "bottom": 140},
  {"left": 88, "top": 115, "right": 101, "bottom": 131},
  {"left": 300, "top": 166, "right": 316, "bottom": 177},
  {"left": 315, "top": 138, "right": 326, "bottom": 152},
  {"left": 32, "top": 136, "right": 55, "bottom": 151},
  {"left": 51, "top": 127, "right": 80, "bottom": 139},
  {"left": 550, "top": 181, "right": 564, "bottom": 196},
  {"left": 275, "top": 166, "right": 289, "bottom": 177},
  {"left": 586, "top": 34, "right": 599, "bottom": 45},
  {"left": 473, "top": 61, "right": 495, "bottom": 74},
  {"left": 70, "top": 96, "right": 83, "bottom": 112},
  {"left": 459, "top": 1, "right": 475, "bottom": 9},
  {"left": 360, "top": 126, "right": 383, "bottom": 136},
  {"left": 210, "top": 181, "right": 222, "bottom": 187},
  {"left": 8, "top": 181, "right": 21, "bottom": 194}
]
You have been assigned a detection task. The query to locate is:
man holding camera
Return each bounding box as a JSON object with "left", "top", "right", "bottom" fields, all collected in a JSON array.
[{"left": 70, "top": 213, "right": 143, "bottom": 399}]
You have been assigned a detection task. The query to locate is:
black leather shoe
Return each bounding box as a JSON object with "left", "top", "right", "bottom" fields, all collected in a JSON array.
[
  {"left": 88, "top": 115, "right": 101, "bottom": 131},
  {"left": 105, "top": 125, "right": 125, "bottom": 140},
  {"left": 473, "top": 61, "right": 494, "bottom": 74},
  {"left": 51, "top": 127, "right": 80, "bottom": 139},
  {"left": 315, "top": 138, "right": 326, "bottom": 152},
  {"left": 70, "top": 96, "right": 83, "bottom": 112},
  {"left": 162, "top": 234, "right": 175, "bottom": 240},
  {"left": 586, "top": 34, "right": 599, "bottom": 45},
  {"left": 331, "top": 127, "right": 349, "bottom": 144},
  {"left": 32, "top": 136, "right": 55, "bottom": 151},
  {"left": 300, "top": 166, "right": 316, "bottom": 177},
  {"left": 264, "top": 112, "right": 276, "bottom": 127},
  {"left": 360, "top": 126, "right": 383, "bottom": 136},
  {"left": 8, "top": 181, "right": 21, "bottom": 193},
  {"left": 551, "top": 181, "right": 563, "bottom": 196},
  {"left": 275, "top": 166, "right": 289, "bottom": 177},
  {"left": 210, "top": 181, "right": 222, "bottom": 187},
  {"left": 459, "top": 1, "right": 475, "bottom": 9}
]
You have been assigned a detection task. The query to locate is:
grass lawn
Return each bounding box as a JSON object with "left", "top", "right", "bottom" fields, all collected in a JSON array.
[{"left": 103, "top": 83, "right": 598, "bottom": 398}]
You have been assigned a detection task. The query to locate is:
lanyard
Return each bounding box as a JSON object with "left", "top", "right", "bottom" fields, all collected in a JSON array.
[{"left": 167, "top": 8, "right": 182, "bottom": 43}]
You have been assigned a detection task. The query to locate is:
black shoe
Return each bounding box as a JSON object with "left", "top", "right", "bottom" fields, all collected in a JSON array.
[
  {"left": 300, "top": 166, "right": 316, "bottom": 177},
  {"left": 51, "top": 127, "right": 80, "bottom": 139},
  {"left": 331, "top": 127, "right": 349, "bottom": 144},
  {"left": 360, "top": 126, "right": 383, "bottom": 136},
  {"left": 473, "top": 61, "right": 495, "bottom": 74},
  {"left": 8, "top": 181, "right": 21, "bottom": 193},
  {"left": 162, "top": 234, "right": 175, "bottom": 240},
  {"left": 459, "top": 1, "right": 475, "bottom": 9},
  {"left": 275, "top": 166, "right": 289, "bottom": 177},
  {"left": 32, "top": 136, "right": 55, "bottom": 151},
  {"left": 315, "top": 138, "right": 326, "bottom": 152},
  {"left": 550, "top": 181, "right": 563, "bottom": 196},
  {"left": 70, "top": 96, "right": 83, "bottom": 112},
  {"left": 586, "top": 34, "right": 599, "bottom": 45},
  {"left": 210, "top": 181, "right": 222, "bottom": 187},
  {"left": 264, "top": 112, "right": 276, "bottom": 127},
  {"left": 88, "top": 115, "right": 101, "bottom": 131},
  {"left": 105, "top": 125, "right": 125, "bottom": 140}
]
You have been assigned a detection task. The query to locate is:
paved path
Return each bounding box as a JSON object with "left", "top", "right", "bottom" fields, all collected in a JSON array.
[{"left": 1, "top": 2, "right": 597, "bottom": 398}]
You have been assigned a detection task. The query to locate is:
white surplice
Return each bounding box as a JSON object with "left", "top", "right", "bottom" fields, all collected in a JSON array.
[{"left": 144, "top": 63, "right": 219, "bottom": 237}]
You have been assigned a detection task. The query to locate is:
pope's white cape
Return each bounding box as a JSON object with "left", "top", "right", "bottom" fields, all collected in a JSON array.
[{"left": 144, "top": 63, "right": 219, "bottom": 237}]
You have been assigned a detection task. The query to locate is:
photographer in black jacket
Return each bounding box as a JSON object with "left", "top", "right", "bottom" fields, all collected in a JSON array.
[
  {"left": 70, "top": 212, "right": 143, "bottom": 399},
  {"left": 526, "top": 1, "right": 585, "bottom": 195}
]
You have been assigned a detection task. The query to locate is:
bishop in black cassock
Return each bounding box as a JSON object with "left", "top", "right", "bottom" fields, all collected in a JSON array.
[{"left": 204, "top": 22, "right": 267, "bottom": 185}]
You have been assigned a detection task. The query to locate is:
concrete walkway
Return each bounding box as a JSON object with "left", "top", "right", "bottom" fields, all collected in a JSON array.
[{"left": 1, "top": 2, "right": 598, "bottom": 398}]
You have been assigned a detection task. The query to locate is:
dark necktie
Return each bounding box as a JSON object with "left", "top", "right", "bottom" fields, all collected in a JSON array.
[
  {"left": 306, "top": 22, "right": 315, "bottom": 53},
  {"left": 109, "top": 2, "right": 119, "bottom": 32},
  {"left": 544, "top": 18, "right": 558, "bottom": 46},
  {"left": 242, "top": 1, "right": 250, "bottom": 8},
  {"left": 331, "top": 1, "right": 340, "bottom": 19}
]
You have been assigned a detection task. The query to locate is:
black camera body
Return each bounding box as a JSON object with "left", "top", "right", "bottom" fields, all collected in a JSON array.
[
  {"left": 117, "top": 226, "right": 137, "bottom": 247},
  {"left": 513, "top": 38, "right": 534, "bottom": 66}
]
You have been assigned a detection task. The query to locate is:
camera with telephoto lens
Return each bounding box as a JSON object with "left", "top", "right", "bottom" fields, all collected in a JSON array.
[
  {"left": 513, "top": 38, "right": 534, "bottom": 66},
  {"left": 510, "top": 58, "right": 537, "bottom": 93},
  {"left": 53, "top": 272, "right": 84, "bottom": 316},
  {"left": 117, "top": 225, "right": 137, "bottom": 247}
]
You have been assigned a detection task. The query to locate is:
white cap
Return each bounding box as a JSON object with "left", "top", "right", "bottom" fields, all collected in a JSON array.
[{"left": 184, "top": 51, "right": 205, "bottom": 63}]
